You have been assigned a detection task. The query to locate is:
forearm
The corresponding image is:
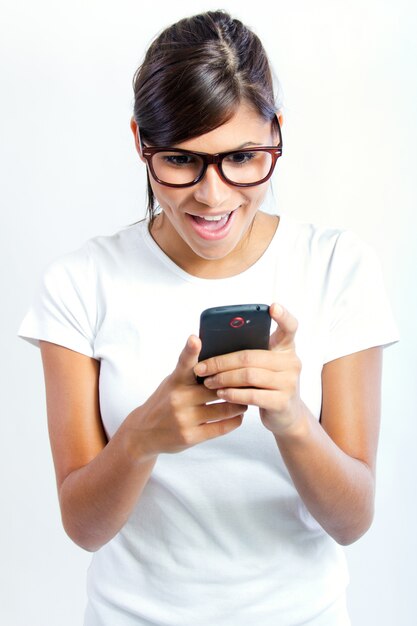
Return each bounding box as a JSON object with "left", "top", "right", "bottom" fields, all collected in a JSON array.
[
  {"left": 59, "top": 413, "right": 157, "bottom": 552},
  {"left": 275, "top": 404, "right": 375, "bottom": 545}
]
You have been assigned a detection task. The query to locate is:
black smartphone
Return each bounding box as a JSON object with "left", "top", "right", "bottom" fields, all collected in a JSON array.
[{"left": 197, "top": 304, "right": 271, "bottom": 383}]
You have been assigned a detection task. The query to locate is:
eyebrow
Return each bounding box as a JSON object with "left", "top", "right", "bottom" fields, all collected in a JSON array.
[
  {"left": 178, "top": 141, "right": 261, "bottom": 152},
  {"left": 235, "top": 141, "right": 260, "bottom": 149},
  {"left": 146, "top": 140, "right": 264, "bottom": 152}
]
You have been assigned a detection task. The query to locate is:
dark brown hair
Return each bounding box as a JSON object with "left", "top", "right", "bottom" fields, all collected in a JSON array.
[{"left": 132, "top": 10, "right": 281, "bottom": 223}]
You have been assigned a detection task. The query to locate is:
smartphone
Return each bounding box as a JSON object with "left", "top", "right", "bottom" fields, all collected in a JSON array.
[{"left": 197, "top": 304, "right": 271, "bottom": 383}]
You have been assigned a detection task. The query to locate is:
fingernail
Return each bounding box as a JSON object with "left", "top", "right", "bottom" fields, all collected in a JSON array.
[
  {"left": 186, "top": 336, "right": 194, "bottom": 349},
  {"left": 274, "top": 303, "right": 284, "bottom": 316},
  {"left": 194, "top": 362, "right": 206, "bottom": 375}
]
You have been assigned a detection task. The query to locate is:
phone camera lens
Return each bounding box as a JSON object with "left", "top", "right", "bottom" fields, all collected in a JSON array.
[{"left": 230, "top": 316, "right": 245, "bottom": 329}]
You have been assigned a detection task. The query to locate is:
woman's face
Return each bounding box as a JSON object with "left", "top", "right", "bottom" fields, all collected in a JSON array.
[{"left": 132, "top": 103, "right": 281, "bottom": 274}]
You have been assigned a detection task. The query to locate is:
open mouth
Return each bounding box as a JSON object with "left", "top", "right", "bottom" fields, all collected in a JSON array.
[
  {"left": 190, "top": 211, "right": 231, "bottom": 230},
  {"left": 186, "top": 209, "right": 236, "bottom": 240}
]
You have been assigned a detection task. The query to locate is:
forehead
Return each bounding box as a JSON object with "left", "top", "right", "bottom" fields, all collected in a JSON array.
[{"left": 173, "top": 103, "right": 273, "bottom": 152}]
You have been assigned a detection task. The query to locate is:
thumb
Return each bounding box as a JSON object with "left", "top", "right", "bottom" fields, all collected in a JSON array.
[
  {"left": 173, "top": 335, "right": 202, "bottom": 384},
  {"left": 269, "top": 303, "right": 298, "bottom": 350}
]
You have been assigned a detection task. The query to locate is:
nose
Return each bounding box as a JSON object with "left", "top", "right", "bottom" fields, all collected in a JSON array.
[{"left": 192, "top": 164, "right": 231, "bottom": 207}]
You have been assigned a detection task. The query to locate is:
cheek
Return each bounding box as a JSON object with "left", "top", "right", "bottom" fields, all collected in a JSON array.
[
  {"left": 149, "top": 179, "right": 193, "bottom": 213},
  {"left": 245, "top": 185, "right": 269, "bottom": 209},
  {"left": 151, "top": 177, "right": 269, "bottom": 215}
]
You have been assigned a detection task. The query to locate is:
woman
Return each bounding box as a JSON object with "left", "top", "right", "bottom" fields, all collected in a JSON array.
[{"left": 18, "top": 10, "right": 399, "bottom": 626}]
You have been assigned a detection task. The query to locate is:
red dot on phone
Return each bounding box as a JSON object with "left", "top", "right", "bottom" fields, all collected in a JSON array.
[{"left": 230, "top": 316, "right": 245, "bottom": 328}]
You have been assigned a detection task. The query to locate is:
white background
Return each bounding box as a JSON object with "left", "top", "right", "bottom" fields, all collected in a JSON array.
[{"left": 2, "top": 0, "right": 416, "bottom": 624}]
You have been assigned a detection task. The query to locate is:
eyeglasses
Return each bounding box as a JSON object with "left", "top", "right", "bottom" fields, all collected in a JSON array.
[{"left": 138, "top": 116, "right": 283, "bottom": 188}]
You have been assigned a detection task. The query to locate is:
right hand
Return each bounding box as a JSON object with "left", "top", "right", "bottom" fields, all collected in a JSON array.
[{"left": 124, "top": 335, "right": 247, "bottom": 459}]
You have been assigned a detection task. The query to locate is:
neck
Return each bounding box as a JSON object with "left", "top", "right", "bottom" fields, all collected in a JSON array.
[{"left": 150, "top": 211, "right": 279, "bottom": 279}]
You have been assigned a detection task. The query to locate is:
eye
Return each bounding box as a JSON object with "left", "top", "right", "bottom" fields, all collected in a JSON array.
[
  {"left": 162, "top": 154, "right": 197, "bottom": 167},
  {"left": 225, "top": 151, "right": 257, "bottom": 165}
]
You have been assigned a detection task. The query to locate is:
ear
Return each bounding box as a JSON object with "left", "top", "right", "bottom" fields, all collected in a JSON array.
[
  {"left": 274, "top": 111, "right": 284, "bottom": 134},
  {"left": 130, "top": 117, "right": 146, "bottom": 163},
  {"left": 272, "top": 111, "right": 283, "bottom": 145}
]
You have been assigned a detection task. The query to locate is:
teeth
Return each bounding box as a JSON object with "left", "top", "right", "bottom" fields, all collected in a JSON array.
[{"left": 200, "top": 213, "right": 230, "bottom": 222}]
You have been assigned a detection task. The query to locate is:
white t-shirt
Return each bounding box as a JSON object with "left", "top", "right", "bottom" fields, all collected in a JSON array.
[{"left": 18, "top": 214, "right": 399, "bottom": 626}]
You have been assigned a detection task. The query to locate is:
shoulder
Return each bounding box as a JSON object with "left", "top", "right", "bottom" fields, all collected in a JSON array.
[
  {"left": 85, "top": 220, "right": 146, "bottom": 265},
  {"left": 45, "top": 220, "right": 147, "bottom": 278},
  {"left": 281, "top": 214, "right": 368, "bottom": 254},
  {"left": 278, "top": 214, "right": 376, "bottom": 279},
  {"left": 276, "top": 216, "right": 398, "bottom": 361}
]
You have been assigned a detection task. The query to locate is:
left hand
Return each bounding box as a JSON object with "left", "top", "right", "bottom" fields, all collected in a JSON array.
[{"left": 193, "top": 303, "right": 304, "bottom": 436}]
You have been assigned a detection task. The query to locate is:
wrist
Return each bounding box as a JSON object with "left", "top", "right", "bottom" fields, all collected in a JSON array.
[
  {"left": 273, "top": 402, "right": 312, "bottom": 443},
  {"left": 120, "top": 409, "right": 159, "bottom": 465}
]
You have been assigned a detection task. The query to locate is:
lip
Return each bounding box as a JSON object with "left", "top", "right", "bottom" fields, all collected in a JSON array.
[
  {"left": 185, "top": 209, "right": 237, "bottom": 241},
  {"left": 188, "top": 211, "right": 231, "bottom": 219}
]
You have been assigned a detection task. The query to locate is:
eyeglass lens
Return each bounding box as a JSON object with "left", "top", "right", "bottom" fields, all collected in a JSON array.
[{"left": 151, "top": 150, "right": 273, "bottom": 185}]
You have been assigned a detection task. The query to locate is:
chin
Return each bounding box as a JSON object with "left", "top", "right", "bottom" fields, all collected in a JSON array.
[{"left": 189, "top": 239, "right": 238, "bottom": 261}]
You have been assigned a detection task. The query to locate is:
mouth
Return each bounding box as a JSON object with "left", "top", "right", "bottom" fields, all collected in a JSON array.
[{"left": 186, "top": 209, "right": 236, "bottom": 240}]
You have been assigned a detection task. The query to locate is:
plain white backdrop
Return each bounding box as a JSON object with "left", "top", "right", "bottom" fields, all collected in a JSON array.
[{"left": 2, "top": 0, "right": 416, "bottom": 624}]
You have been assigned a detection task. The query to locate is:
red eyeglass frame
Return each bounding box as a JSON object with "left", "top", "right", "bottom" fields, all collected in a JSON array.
[{"left": 137, "top": 115, "right": 283, "bottom": 188}]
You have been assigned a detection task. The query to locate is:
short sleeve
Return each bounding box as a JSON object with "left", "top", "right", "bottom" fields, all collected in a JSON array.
[
  {"left": 17, "top": 242, "right": 97, "bottom": 358},
  {"left": 322, "top": 231, "right": 399, "bottom": 363}
]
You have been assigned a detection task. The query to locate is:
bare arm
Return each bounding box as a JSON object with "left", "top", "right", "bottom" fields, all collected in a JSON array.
[
  {"left": 274, "top": 347, "right": 382, "bottom": 545},
  {"left": 195, "top": 303, "right": 383, "bottom": 545},
  {"left": 40, "top": 341, "right": 156, "bottom": 552},
  {"left": 40, "top": 336, "right": 245, "bottom": 552}
]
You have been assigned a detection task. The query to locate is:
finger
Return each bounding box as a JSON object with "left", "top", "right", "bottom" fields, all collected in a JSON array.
[
  {"left": 204, "top": 367, "right": 280, "bottom": 391},
  {"left": 216, "top": 387, "right": 286, "bottom": 411},
  {"left": 268, "top": 303, "right": 298, "bottom": 350},
  {"left": 194, "top": 349, "right": 274, "bottom": 379},
  {"left": 196, "top": 414, "right": 244, "bottom": 443},
  {"left": 173, "top": 335, "right": 202, "bottom": 384},
  {"left": 201, "top": 401, "right": 248, "bottom": 424},
  {"left": 176, "top": 396, "right": 247, "bottom": 429},
  {"left": 178, "top": 380, "right": 224, "bottom": 407}
]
